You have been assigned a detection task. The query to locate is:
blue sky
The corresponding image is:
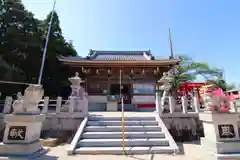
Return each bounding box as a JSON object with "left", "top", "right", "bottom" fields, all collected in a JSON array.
[{"left": 22, "top": 0, "right": 240, "bottom": 85}]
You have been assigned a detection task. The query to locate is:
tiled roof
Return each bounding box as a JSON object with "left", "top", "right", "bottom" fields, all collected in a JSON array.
[
  {"left": 58, "top": 50, "right": 178, "bottom": 62},
  {"left": 89, "top": 50, "right": 152, "bottom": 60},
  {"left": 93, "top": 54, "right": 147, "bottom": 60},
  {"left": 58, "top": 56, "right": 84, "bottom": 61}
]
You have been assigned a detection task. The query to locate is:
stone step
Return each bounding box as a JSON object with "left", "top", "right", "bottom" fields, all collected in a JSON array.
[
  {"left": 82, "top": 131, "right": 165, "bottom": 139},
  {"left": 84, "top": 126, "right": 161, "bottom": 132},
  {"left": 87, "top": 120, "right": 158, "bottom": 126},
  {"left": 88, "top": 116, "right": 156, "bottom": 121},
  {"left": 75, "top": 146, "right": 175, "bottom": 154},
  {"left": 217, "top": 153, "right": 240, "bottom": 160},
  {"left": 78, "top": 138, "right": 169, "bottom": 147}
]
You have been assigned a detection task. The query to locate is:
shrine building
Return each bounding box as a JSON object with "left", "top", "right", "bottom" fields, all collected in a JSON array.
[{"left": 58, "top": 50, "right": 180, "bottom": 112}]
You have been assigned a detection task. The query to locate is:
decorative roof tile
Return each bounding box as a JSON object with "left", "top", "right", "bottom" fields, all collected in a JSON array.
[
  {"left": 93, "top": 54, "right": 146, "bottom": 60},
  {"left": 89, "top": 50, "right": 152, "bottom": 60}
]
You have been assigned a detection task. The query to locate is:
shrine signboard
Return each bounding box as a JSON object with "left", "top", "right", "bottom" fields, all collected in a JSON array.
[
  {"left": 133, "top": 83, "right": 155, "bottom": 94},
  {"left": 7, "top": 126, "right": 26, "bottom": 141}
]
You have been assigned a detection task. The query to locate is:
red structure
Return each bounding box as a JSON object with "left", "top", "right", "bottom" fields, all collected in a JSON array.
[{"left": 178, "top": 82, "right": 210, "bottom": 102}]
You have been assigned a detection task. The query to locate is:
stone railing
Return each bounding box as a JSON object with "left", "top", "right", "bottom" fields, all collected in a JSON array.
[
  {"left": 0, "top": 96, "right": 88, "bottom": 117},
  {"left": 0, "top": 95, "right": 238, "bottom": 117},
  {"left": 156, "top": 94, "right": 238, "bottom": 117}
]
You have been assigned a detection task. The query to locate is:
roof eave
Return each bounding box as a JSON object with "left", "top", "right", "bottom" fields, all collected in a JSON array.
[{"left": 58, "top": 58, "right": 180, "bottom": 67}]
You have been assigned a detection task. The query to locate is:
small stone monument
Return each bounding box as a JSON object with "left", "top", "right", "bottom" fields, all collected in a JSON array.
[{"left": 0, "top": 84, "right": 46, "bottom": 159}]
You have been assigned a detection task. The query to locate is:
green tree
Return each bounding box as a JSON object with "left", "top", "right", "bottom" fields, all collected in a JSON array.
[
  {"left": 0, "top": 0, "right": 42, "bottom": 82},
  {"left": 163, "top": 55, "right": 223, "bottom": 98},
  {"left": 0, "top": 1, "right": 77, "bottom": 97},
  {"left": 170, "top": 55, "right": 222, "bottom": 88},
  {"left": 207, "top": 78, "right": 236, "bottom": 91}
]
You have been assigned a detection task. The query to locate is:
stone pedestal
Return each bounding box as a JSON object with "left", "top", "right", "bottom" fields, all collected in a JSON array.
[
  {"left": 0, "top": 114, "right": 46, "bottom": 158},
  {"left": 107, "top": 102, "right": 118, "bottom": 111},
  {"left": 199, "top": 112, "right": 240, "bottom": 159}
]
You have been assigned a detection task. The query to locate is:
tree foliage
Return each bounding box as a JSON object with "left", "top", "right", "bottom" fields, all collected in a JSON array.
[
  {"left": 0, "top": 0, "right": 77, "bottom": 97},
  {"left": 170, "top": 55, "right": 222, "bottom": 87},
  {"left": 168, "top": 55, "right": 234, "bottom": 93}
]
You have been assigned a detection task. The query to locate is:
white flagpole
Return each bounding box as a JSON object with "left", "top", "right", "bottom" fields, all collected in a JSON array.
[
  {"left": 38, "top": 0, "right": 57, "bottom": 85},
  {"left": 168, "top": 28, "right": 174, "bottom": 59}
]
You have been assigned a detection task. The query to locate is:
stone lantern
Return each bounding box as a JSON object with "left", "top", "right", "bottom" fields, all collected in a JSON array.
[
  {"left": 157, "top": 72, "right": 174, "bottom": 113},
  {"left": 67, "top": 72, "right": 88, "bottom": 115},
  {"left": 158, "top": 72, "right": 172, "bottom": 91},
  {"left": 68, "top": 72, "right": 85, "bottom": 99}
]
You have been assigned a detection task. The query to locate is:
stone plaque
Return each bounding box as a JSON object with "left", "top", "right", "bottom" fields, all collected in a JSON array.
[
  {"left": 7, "top": 126, "right": 26, "bottom": 140},
  {"left": 218, "top": 124, "right": 235, "bottom": 138}
]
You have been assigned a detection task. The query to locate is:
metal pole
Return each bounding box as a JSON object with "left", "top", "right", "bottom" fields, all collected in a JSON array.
[
  {"left": 38, "top": 0, "right": 57, "bottom": 85},
  {"left": 120, "top": 69, "right": 126, "bottom": 155}
]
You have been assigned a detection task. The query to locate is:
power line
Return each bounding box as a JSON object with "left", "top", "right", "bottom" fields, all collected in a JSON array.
[{"left": 0, "top": 80, "right": 31, "bottom": 85}]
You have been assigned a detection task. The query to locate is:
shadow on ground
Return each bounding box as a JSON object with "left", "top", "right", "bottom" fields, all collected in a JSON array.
[
  {"left": 177, "top": 143, "right": 185, "bottom": 155},
  {"left": 36, "top": 155, "right": 59, "bottom": 160}
]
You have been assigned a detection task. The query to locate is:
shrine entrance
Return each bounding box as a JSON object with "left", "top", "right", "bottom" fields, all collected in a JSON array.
[{"left": 110, "top": 84, "right": 131, "bottom": 104}]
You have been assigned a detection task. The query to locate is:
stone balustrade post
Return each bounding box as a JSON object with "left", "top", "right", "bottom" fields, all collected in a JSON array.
[
  {"left": 69, "top": 97, "right": 75, "bottom": 113},
  {"left": 193, "top": 96, "right": 200, "bottom": 113},
  {"left": 42, "top": 96, "right": 49, "bottom": 114},
  {"left": 160, "top": 97, "right": 165, "bottom": 111},
  {"left": 155, "top": 92, "right": 162, "bottom": 115},
  {"left": 169, "top": 96, "right": 176, "bottom": 113},
  {"left": 230, "top": 101, "right": 237, "bottom": 113},
  {"left": 3, "top": 96, "right": 13, "bottom": 114},
  {"left": 181, "top": 96, "right": 188, "bottom": 114},
  {"left": 56, "top": 96, "right": 62, "bottom": 114}
]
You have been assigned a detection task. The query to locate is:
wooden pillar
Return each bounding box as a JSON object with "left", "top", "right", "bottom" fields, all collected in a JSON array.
[{"left": 108, "top": 81, "right": 111, "bottom": 95}]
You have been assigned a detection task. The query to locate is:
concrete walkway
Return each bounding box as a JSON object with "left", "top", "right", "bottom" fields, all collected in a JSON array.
[{"left": 37, "top": 142, "right": 215, "bottom": 160}]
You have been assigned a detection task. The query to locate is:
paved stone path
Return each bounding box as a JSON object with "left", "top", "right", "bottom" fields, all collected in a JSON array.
[{"left": 37, "top": 142, "right": 215, "bottom": 160}]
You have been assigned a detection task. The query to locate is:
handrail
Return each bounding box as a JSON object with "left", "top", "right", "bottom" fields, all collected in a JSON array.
[
  {"left": 155, "top": 113, "right": 180, "bottom": 154},
  {"left": 67, "top": 117, "right": 88, "bottom": 155},
  {"left": 121, "top": 97, "right": 126, "bottom": 155}
]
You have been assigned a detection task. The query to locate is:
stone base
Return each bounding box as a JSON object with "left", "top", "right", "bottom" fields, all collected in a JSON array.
[
  {"left": 201, "top": 138, "right": 240, "bottom": 160},
  {"left": 0, "top": 141, "right": 42, "bottom": 155},
  {"left": 217, "top": 153, "right": 240, "bottom": 160},
  {"left": 200, "top": 137, "right": 217, "bottom": 153},
  {"left": 0, "top": 147, "right": 48, "bottom": 160},
  {"left": 107, "top": 102, "right": 118, "bottom": 111},
  {"left": 3, "top": 114, "right": 45, "bottom": 144},
  {"left": 201, "top": 131, "right": 240, "bottom": 154}
]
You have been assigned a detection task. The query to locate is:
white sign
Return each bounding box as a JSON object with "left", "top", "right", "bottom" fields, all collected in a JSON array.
[
  {"left": 133, "top": 83, "right": 155, "bottom": 94},
  {"left": 133, "top": 96, "right": 155, "bottom": 103}
]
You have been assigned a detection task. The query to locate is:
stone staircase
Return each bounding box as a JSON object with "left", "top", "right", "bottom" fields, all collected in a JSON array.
[{"left": 73, "top": 115, "right": 179, "bottom": 154}]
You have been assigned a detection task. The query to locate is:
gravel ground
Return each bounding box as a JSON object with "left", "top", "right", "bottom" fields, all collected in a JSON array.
[{"left": 37, "top": 141, "right": 215, "bottom": 160}]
